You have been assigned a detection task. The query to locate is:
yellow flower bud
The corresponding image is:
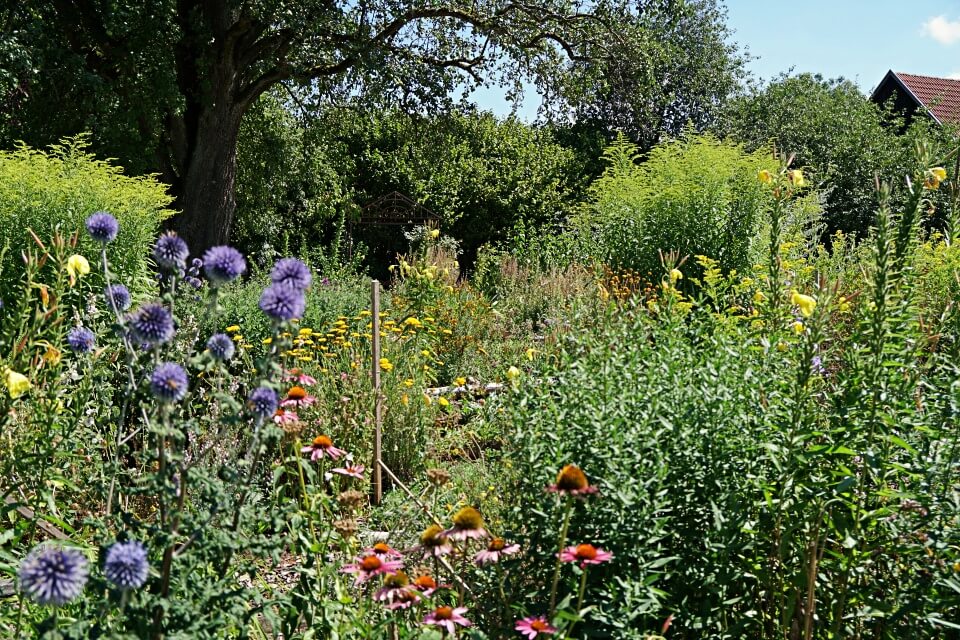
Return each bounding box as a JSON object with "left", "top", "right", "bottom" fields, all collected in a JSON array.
[
  {"left": 758, "top": 169, "right": 773, "bottom": 184},
  {"left": 4, "top": 368, "right": 31, "bottom": 398}
]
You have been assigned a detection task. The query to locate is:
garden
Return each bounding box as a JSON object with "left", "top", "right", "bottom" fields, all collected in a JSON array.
[{"left": 3, "top": 1, "right": 960, "bottom": 639}]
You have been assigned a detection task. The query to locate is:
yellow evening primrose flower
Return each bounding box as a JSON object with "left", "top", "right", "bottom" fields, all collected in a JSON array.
[
  {"left": 506, "top": 366, "right": 521, "bottom": 382},
  {"left": 669, "top": 268, "right": 683, "bottom": 283},
  {"left": 792, "top": 321, "right": 805, "bottom": 335},
  {"left": 776, "top": 341, "right": 788, "bottom": 352},
  {"left": 430, "top": 229, "right": 440, "bottom": 239},
  {"left": 66, "top": 254, "right": 90, "bottom": 282},
  {"left": 788, "top": 169, "right": 805, "bottom": 188},
  {"left": 42, "top": 344, "right": 62, "bottom": 366},
  {"left": 758, "top": 169, "right": 774, "bottom": 184},
  {"left": 4, "top": 368, "right": 31, "bottom": 398},
  {"left": 790, "top": 290, "right": 817, "bottom": 317}
]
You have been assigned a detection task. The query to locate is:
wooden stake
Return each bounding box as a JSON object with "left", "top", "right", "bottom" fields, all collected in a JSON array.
[{"left": 371, "top": 279, "right": 383, "bottom": 504}]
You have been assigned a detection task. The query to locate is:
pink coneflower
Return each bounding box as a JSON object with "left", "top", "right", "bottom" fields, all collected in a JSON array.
[
  {"left": 340, "top": 553, "right": 403, "bottom": 585},
  {"left": 515, "top": 616, "right": 557, "bottom": 638},
  {"left": 474, "top": 537, "right": 521, "bottom": 566},
  {"left": 281, "top": 385, "right": 317, "bottom": 408},
  {"left": 301, "top": 435, "right": 346, "bottom": 461},
  {"left": 423, "top": 606, "right": 471, "bottom": 635},
  {"left": 273, "top": 408, "right": 299, "bottom": 426},
  {"left": 410, "top": 574, "right": 440, "bottom": 597},
  {"left": 443, "top": 507, "right": 489, "bottom": 541},
  {"left": 375, "top": 571, "right": 419, "bottom": 609},
  {"left": 559, "top": 543, "right": 613, "bottom": 568},
  {"left": 332, "top": 463, "right": 365, "bottom": 479},
  {"left": 416, "top": 525, "right": 453, "bottom": 559},
  {"left": 384, "top": 588, "right": 421, "bottom": 610},
  {"left": 365, "top": 542, "right": 402, "bottom": 559},
  {"left": 283, "top": 368, "right": 317, "bottom": 386},
  {"left": 546, "top": 465, "right": 598, "bottom": 497}
]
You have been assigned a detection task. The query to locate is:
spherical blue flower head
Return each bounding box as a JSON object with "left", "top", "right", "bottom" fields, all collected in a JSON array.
[
  {"left": 247, "top": 386, "right": 278, "bottom": 418},
  {"left": 202, "top": 246, "right": 246, "bottom": 285},
  {"left": 150, "top": 362, "right": 189, "bottom": 403},
  {"left": 18, "top": 544, "right": 89, "bottom": 606},
  {"left": 129, "top": 303, "right": 175, "bottom": 345},
  {"left": 153, "top": 232, "right": 190, "bottom": 270},
  {"left": 206, "top": 333, "right": 235, "bottom": 361},
  {"left": 185, "top": 276, "right": 203, "bottom": 290},
  {"left": 105, "top": 284, "right": 131, "bottom": 312},
  {"left": 66, "top": 326, "right": 96, "bottom": 353},
  {"left": 259, "top": 283, "right": 306, "bottom": 322},
  {"left": 85, "top": 211, "right": 119, "bottom": 243},
  {"left": 271, "top": 258, "right": 312, "bottom": 292},
  {"left": 104, "top": 540, "right": 149, "bottom": 590}
]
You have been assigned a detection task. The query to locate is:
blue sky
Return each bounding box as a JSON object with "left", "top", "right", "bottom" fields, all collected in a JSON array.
[{"left": 472, "top": 0, "right": 960, "bottom": 119}]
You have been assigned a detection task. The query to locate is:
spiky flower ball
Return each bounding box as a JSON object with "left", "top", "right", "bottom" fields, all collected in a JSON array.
[
  {"left": 18, "top": 544, "right": 89, "bottom": 606},
  {"left": 150, "top": 362, "right": 189, "bottom": 403},
  {"left": 247, "top": 386, "right": 278, "bottom": 418},
  {"left": 271, "top": 257, "right": 312, "bottom": 292},
  {"left": 202, "top": 246, "right": 246, "bottom": 284},
  {"left": 206, "top": 333, "right": 235, "bottom": 361},
  {"left": 129, "top": 303, "right": 175, "bottom": 345},
  {"left": 153, "top": 232, "right": 189, "bottom": 270},
  {"left": 66, "top": 326, "right": 96, "bottom": 353},
  {"left": 105, "top": 284, "right": 131, "bottom": 312},
  {"left": 104, "top": 540, "right": 149, "bottom": 590},
  {"left": 85, "top": 211, "right": 119, "bottom": 243},
  {"left": 259, "top": 283, "right": 305, "bottom": 321}
]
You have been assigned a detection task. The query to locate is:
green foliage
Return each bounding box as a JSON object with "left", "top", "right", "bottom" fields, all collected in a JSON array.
[
  {"left": 719, "top": 73, "right": 956, "bottom": 235},
  {"left": 575, "top": 133, "right": 781, "bottom": 279},
  {"left": 0, "top": 137, "right": 173, "bottom": 298},
  {"left": 560, "top": 0, "right": 745, "bottom": 150},
  {"left": 234, "top": 93, "right": 350, "bottom": 264}
]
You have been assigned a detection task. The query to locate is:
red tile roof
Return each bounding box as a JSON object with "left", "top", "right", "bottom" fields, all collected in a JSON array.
[{"left": 894, "top": 72, "right": 960, "bottom": 124}]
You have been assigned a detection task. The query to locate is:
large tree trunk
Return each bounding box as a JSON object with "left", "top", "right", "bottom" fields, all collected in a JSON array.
[{"left": 173, "top": 103, "right": 243, "bottom": 254}]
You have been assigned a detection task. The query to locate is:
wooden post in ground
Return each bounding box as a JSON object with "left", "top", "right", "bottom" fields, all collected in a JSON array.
[{"left": 371, "top": 279, "right": 383, "bottom": 504}]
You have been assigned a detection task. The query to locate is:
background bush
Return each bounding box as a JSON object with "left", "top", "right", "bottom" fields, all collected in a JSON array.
[
  {"left": 0, "top": 136, "right": 173, "bottom": 298},
  {"left": 573, "top": 133, "right": 781, "bottom": 280}
]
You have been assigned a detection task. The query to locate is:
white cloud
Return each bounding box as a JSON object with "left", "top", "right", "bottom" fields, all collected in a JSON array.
[
  {"left": 922, "top": 15, "right": 960, "bottom": 45},
  {"left": 950, "top": 71, "right": 960, "bottom": 80}
]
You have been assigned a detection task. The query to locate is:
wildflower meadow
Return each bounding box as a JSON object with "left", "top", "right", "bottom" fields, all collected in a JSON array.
[{"left": 3, "top": 4, "right": 960, "bottom": 638}]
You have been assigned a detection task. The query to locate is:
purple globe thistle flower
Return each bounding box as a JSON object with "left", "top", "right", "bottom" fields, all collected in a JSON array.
[
  {"left": 18, "top": 544, "right": 89, "bottom": 606},
  {"left": 103, "top": 540, "right": 149, "bottom": 590},
  {"left": 66, "top": 326, "right": 96, "bottom": 353},
  {"left": 85, "top": 211, "right": 119, "bottom": 243},
  {"left": 185, "top": 276, "right": 203, "bottom": 290},
  {"left": 247, "top": 386, "right": 278, "bottom": 418},
  {"left": 105, "top": 284, "right": 132, "bottom": 313},
  {"left": 271, "top": 258, "right": 312, "bottom": 292},
  {"left": 129, "top": 303, "right": 175, "bottom": 345},
  {"left": 259, "top": 283, "right": 305, "bottom": 322},
  {"left": 153, "top": 232, "right": 189, "bottom": 271},
  {"left": 202, "top": 246, "right": 246, "bottom": 284},
  {"left": 206, "top": 333, "right": 235, "bottom": 361},
  {"left": 150, "top": 362, "right": 189, "bottom": 403}
]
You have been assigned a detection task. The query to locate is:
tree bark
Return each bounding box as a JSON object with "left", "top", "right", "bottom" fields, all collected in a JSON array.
[{"left": 173, "top": 103, "right": 243, "bottom": 253}]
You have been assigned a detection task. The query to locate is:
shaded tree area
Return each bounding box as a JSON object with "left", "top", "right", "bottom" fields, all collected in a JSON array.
[
  {"left": 234, "top": 97, "right": 585, "bottom": 271},
  {"left": 1, "top": 0, "right": 747, "bottom": 260}
]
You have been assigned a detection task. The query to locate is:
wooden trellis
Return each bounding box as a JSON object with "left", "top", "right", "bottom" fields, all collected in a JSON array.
[{"left": 354, "top": 191, "right": 439, "bottom": 227}]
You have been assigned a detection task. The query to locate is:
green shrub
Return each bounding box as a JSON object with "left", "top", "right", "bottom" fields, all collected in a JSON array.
[
  {"left": 574, "top": 133, "right": 783, "bottom": 280},
  {"left": 0, "top": 136, "right": 173, "bottom": 297}
]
